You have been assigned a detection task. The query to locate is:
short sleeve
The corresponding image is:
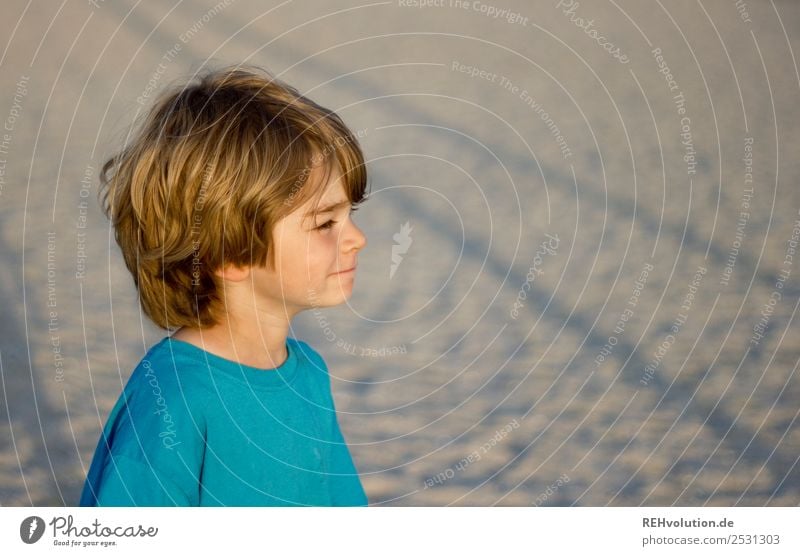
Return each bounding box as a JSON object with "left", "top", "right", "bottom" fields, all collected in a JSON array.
[
  {"left": 89, "top": 454, "right": 197, "bottom": 506},
  {"left": 80, "top": 355, "right": 207, "bottom": 507}
]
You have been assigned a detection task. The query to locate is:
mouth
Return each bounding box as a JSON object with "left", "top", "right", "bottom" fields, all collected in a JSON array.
[{"left": 332, "top": 266, "right": 356, "bottom": 275}]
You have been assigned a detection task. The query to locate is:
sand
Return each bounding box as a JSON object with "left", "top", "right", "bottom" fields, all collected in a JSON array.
[{"left": 0, "top": 0, "right": 798, "bottom": 506}]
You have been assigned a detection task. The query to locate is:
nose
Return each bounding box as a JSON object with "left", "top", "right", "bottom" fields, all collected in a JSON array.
[{"left": 342, "top": 218, "right": 367, "bottom": 253}]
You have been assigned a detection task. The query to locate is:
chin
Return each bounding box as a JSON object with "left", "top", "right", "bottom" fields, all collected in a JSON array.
[
  {"left": 304, "top": 287, "right": 352, "bottom": 309},
  {"left": 329, "top": 288, "right": 354, "bottom": 305}
]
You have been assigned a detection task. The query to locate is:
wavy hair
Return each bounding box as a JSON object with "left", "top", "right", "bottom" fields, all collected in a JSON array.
[{"left": 99, "top": 64, "right": 368, "bottom": 330}]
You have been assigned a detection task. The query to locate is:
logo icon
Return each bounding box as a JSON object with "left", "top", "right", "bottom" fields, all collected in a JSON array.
[
  {"left": 20, "top": 516, "right": 45, "bottom": 544},
  {"left": 390, "top": 221, "right": 413, "bottom": 279}
]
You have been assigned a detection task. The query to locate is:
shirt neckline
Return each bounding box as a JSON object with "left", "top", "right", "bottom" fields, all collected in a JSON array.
[{"left": 161, "top": 335, "right": 301, "bottom": 391}]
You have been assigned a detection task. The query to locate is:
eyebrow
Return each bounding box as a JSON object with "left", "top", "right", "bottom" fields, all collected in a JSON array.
[{"left": 305, "top": 199, "right": 352, "bottom": 218}]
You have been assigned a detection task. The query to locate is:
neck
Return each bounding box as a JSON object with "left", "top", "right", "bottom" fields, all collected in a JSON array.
[{"left": 173, "top": 302, "right": 295, "bottom": 370}]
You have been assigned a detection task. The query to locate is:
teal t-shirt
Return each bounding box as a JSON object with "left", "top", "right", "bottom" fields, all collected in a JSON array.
[{"left": 79, "top": 336, "right": 368, "bottom": 506}]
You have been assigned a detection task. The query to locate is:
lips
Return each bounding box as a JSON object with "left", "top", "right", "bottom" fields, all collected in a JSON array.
[{"left": 333, "top": 265, "right": 356, "bottom": 275}]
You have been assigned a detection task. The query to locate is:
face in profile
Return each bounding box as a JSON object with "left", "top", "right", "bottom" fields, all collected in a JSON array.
[{"left": 248, "top": 163, "right": 367, "bottom": 316}]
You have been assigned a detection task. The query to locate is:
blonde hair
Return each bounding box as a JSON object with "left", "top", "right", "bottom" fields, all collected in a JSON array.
[{"left": 99, "top": 64, "right": 368, "bottom": 330}]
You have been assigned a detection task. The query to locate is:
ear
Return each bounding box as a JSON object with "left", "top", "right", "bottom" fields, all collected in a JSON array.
[{"left": 214, "top": 263, "right": 251, "bottom": 282}]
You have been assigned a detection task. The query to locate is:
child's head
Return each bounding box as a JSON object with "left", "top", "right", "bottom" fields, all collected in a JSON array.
[{"left": 100, "top": 65, "right": 368, "bottom": 331}]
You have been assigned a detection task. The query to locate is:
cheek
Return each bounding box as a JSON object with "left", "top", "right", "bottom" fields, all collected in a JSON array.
[
  {"left": 310, "top": 233, "right": 339, "bottom": 258},
  {"left": 291, "top": 235, "right": 336, "bottom": 278}
]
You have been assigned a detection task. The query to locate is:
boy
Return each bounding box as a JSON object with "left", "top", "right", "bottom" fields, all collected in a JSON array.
[{"left": 79, "top": 65, "right": 369, "bottom": 506}]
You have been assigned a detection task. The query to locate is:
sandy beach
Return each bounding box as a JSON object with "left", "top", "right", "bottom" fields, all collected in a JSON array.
[{"left": 0, "top": 0, "right": 798, "bottom": 506}]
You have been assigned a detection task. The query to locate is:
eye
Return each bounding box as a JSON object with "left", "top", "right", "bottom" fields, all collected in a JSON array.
[{"left": 314, "top": 205, "right": 360, "bottom": 231}]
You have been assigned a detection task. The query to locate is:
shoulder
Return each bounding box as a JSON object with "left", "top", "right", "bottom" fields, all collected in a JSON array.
[
  {"left": 94, "top": 339, "right": 209, "bottom": 463},
  {"left": 120, "top": 338, "right": 211, "bottom": 418},
  {"left": 131, "top": 337, "right": 203, "bottom": 383}
]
